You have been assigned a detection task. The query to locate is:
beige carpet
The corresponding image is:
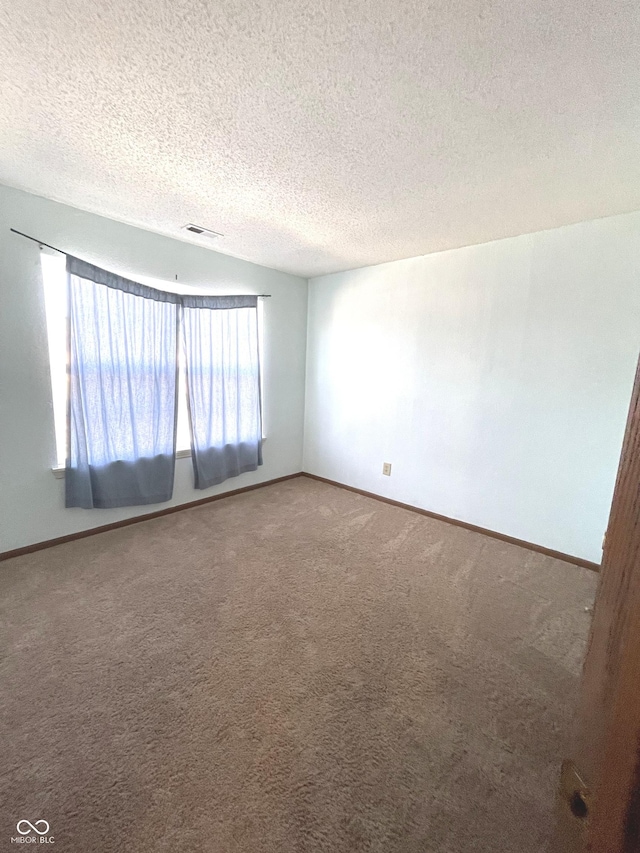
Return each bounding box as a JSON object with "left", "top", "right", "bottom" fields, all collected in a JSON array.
[{"left": 0, "top": 477, "right": 597, "bottom": 852}]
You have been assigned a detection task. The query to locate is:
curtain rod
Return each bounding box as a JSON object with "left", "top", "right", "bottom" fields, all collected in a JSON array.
[{"left": 10, "top": 228, "right": 272, "bottom": 296}]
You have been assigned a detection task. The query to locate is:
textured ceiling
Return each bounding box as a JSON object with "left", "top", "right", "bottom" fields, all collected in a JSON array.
[{"left": 1, "top": 0, "right": 639, "bottom": 277}]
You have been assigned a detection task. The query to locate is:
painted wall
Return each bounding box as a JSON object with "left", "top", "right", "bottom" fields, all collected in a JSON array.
[
  {"left": 303, "top": 212, "right": 640, "bottom": 562},
  {"left": 0, "top": 184, "right": 308, "bottom": 552},
  {"left": 2, "top": 183, "right": 639, "bottom": 562}
]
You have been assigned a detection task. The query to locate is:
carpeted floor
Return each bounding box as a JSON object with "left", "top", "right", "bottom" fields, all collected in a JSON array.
[{"left": 0, "top": 477, "right": 597, "bottom": 852}]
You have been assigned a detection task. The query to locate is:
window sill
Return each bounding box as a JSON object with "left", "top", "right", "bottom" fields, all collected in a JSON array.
[
  {"left": 52, "top": 448, "right": 192, "bottom": 479},
  {"left": 51, "top": 441, "right": 265, "bottom": 478}
]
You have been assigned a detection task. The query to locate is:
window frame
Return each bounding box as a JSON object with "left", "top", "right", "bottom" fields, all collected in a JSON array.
[{"left": 41, "top": 250, "right": 266, "bottom": 477}]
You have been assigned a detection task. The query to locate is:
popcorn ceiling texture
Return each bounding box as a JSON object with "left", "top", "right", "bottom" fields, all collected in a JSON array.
[{"left": 0, "top": 0, "right": 639, "bottom": 277}]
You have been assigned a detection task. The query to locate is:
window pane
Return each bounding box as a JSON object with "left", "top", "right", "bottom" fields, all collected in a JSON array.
[
  {"left": 41, "top": 251, "right": 67, "bottom": 468},
  {"left": 177, "top": 344, "right": 191, "bottom": 452},
  {"left": 40, "top": 255, "right": 263, "bottom": 468}
]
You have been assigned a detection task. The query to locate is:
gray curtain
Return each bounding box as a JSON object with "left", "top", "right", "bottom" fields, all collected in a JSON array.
[
  {"left": 182, "top": 295, "right": 263, "bottom": 489},
  {"left": 65, "top": 257, "right": 180, "bottom": 509}
]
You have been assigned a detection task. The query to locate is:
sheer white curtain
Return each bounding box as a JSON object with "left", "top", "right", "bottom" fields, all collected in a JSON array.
[
  {"left": 182, "top": 295, "right": 262, "bottom": 489},
  {"left": 65, "top": 257, "right": 180, "bottom": 508}
]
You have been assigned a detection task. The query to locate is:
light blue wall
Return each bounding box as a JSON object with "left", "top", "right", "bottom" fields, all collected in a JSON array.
[
  {"left": 3, "top": 181, "right": 639, "bottom": 562},
  {"left": 304, "top": 212, "right": 640, "bottom": 562},
  {"left": 0, "top": 185, "right": 308, "bottom": 552}
]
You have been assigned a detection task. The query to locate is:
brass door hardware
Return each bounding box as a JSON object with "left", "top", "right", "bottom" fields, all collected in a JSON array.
[{"left": 560, "top": 759, "right": 591, "bottom": 821}]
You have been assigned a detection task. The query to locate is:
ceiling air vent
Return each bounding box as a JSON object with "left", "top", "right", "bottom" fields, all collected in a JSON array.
[{"left": 182, "top": 223, "right": 223, "bottom": 238}]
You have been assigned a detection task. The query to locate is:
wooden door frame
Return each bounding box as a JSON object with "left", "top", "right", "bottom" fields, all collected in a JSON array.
[{"left": 553, "top": 354, "right": 640, "bottom": 851}]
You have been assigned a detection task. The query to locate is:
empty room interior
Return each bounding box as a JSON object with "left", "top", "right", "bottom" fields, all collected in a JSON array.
[{"left": 1, "top": 1, "right": 639, "bottom": 851}]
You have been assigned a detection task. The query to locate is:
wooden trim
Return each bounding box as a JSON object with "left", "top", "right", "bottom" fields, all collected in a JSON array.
[
  {"left": 0, "top": 473, "right": 303, "bottom": 562},
  {"left": 301, "top": 473, "right": 601, "bottom": 572},
  {"left": 550, "top": 353, "right": 640, "bottom": 853},
  {"left": 578, "top": 353, "right": 640, "bottom": 852},
  {"left": 1, "top": 469, "right": 600, "bottom": 572}
]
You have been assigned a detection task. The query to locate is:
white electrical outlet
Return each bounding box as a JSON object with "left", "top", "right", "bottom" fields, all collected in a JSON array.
[{"left": 382, "top": 462, "right": 392, "bottom": 476}]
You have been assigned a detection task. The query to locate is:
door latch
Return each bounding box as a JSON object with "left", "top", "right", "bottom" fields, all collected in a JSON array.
[{"left": 560, "top": 759, "right": 591, "bottom": 820}]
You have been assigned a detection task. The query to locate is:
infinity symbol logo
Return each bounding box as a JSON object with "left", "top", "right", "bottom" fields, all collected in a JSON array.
[{"left": 17, "top": 820, "right": 50, "bottom": 836}]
